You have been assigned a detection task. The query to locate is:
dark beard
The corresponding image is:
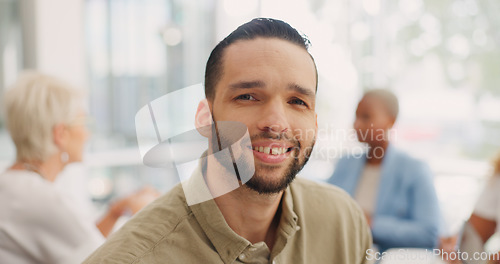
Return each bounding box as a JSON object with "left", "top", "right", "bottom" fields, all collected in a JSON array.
[
  {"left": 244, "top": 140, "right": 314, "bottom": 194},
  {"left": 209, "top": 117, "right": 316, "bottom": 195}
]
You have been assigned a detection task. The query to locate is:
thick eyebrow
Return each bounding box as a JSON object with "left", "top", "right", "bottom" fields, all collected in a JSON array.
[
  {"left": 229, "top": 80, "right": 265, "bottom": 90},
  {"left": 287, "top": 83, "right": 315, "bottom": 101},
  {"left": 229, "top": 81, "right": 315, "bottom": 101}
]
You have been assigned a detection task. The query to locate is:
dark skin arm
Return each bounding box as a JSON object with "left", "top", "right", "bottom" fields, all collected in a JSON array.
[
  {"left": 469, "top": 214, "right": 500, "bottom": 264},
  {"left": 469, "top": 214, "right": 499, "bottom": 264},
  {"left": 469, "top": 213, "right": 497, "bottom": 243}
]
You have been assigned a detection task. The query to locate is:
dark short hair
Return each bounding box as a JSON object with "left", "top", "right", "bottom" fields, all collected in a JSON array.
[{"left": 204, "top": 18, "right": 317, "bottom": 101}]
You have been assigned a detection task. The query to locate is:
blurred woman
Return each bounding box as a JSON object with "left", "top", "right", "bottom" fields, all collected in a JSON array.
[
  {"left": 0, "top": 72, "right": 159, "bottom": 264},
  {"left": 328, "top": 89, "right": 441, "bottom": 252}
]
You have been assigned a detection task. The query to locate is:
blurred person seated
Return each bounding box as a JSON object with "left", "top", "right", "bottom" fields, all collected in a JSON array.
[
  {"left": 0, "top": 72, "right": 159, "bottom": 264},
  {"left": 457, "top": 153, "right": 500, "bottom": 264},
  {"left": 328, "top": 89, "right": 441, "bottom": 252}
]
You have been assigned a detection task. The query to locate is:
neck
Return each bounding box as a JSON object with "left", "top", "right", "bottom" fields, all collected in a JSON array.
[
  {"left": 10, "top": 154, "right": 66, "bottom": 182},
  {"left": 366, "top": 141, "right": 389, "bottom": 165},
  {"left": 215, "top": 187, "right": 282, "bottom": 250},
  {"left": 205, "top": 157, "right": 282, "bottom": 250}
]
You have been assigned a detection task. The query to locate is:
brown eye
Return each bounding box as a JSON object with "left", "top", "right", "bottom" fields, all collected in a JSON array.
[
  {"left": 289, "top": 98, "right": 307, "bottom": 107},
  {"left": 236, "top": 94, "right": 256, "bottom": 101}
]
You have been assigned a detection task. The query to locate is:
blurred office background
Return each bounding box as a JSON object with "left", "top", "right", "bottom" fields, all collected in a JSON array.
[{"left": 1, "top": 0, "right": 500, "bottom": 237}]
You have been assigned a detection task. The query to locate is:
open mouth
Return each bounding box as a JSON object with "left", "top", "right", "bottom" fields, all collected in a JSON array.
[{"left": 252, "top": 146, "right": 293, "bottom": 156}]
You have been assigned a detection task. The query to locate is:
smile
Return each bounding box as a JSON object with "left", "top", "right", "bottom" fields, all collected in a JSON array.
[{"left": 252, "top": 146, "right": 292, "bottom": 156}]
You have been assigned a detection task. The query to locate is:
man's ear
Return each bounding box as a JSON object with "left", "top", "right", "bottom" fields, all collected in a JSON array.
[
  {"left": 315, "top": 113, "right": 318, "bottom": 130},
  {"left": 195, "top": 99, "right": 213, "bottom": 138},
  {"left": 315, "top": 113, "right": 318, "bottom": 137}
]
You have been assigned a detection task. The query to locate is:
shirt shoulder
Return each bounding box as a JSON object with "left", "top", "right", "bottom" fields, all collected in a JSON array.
[
  {"left": 286, "top": 177, "right": 372, "bottom": 263},
  {"left": 291, "top": 177, "right": 367, "bottom": 224},
  {"left": 83, "top": 183, "right": 195, "bottom": 264}
]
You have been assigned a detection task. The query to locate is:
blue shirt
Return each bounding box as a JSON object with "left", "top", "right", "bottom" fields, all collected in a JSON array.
[{"left": 327, "top": 144, "right": 440, "bottom": 252}]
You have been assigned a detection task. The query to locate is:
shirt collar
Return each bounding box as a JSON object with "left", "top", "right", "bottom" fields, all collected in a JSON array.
[
  {"left": 187, "top": 165, "right": 299, "bottom": 263},
  {"left": 270, "top": 184, "right": 299, "bottom": 260}
]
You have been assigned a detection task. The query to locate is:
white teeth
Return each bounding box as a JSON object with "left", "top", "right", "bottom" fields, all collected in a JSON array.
[
  {"left": 254, "top": 146, "right": 289, "bottom": 155},
  {"left": 264, "top": 147, "right": 270, "bottom": 154}
]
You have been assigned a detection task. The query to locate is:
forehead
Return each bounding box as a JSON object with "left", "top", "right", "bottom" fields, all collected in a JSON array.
[
  {"left": 357, "top": 96, "right": 389, "bottom": 115},
  {"left": 217, "top": 37, "right": 316, "bottom": 93}
]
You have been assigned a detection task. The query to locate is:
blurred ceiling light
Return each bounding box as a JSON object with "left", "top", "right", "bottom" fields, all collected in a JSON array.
[
  {"left": 350, "top": 22, "right": 370, "bottom": 41},
  {"left": 447, "top": 34, "right": 470, "bottom": 59},
  {"left": 224, "top": 0, "right": 259, "bottom": 17},
  {"left": 399, "top": 0, "right": 423, "bottom": 16},
  {"left": 419, "top": 13, "right": 440, "bottom": 33},
  {"left": 161, "top": 26, "right": 182, "bottom": 46},
  {"left": 363, "top": 0, "right": 381, "bottom": 16}
]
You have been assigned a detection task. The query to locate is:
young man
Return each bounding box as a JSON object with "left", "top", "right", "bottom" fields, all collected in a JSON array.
[{"left": 84, "top": 18, "right": 371, "bottom": 264}]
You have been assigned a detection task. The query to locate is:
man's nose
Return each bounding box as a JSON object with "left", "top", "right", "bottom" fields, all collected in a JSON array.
[{"left": 256, "top": 100, "right": 290, "bottom": 134}]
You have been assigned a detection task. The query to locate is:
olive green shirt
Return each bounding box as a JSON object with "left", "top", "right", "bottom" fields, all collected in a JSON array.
[{"left": 84, "top": 176, "right": 372, "bottom": 264}]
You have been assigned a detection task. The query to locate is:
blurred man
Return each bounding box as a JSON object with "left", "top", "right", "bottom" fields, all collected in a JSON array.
[{"left": 84, "top": 18, "right": 371, "bottom": 264}]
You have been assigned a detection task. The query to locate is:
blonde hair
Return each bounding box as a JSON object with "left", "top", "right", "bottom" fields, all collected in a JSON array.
[{"left": 3, "top": 72, "right": 84, "bottom": 162}]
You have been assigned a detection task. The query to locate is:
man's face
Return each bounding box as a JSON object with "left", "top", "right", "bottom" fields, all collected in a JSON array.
[{"left": 210, "top": 37, "right": 317, "bottom": 194}]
